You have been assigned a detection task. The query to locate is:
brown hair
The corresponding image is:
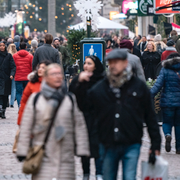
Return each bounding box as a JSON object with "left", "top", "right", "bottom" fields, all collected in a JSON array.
[
  {"left": 144, "top": 41, "right": 156, "bottom": 52},
  {"left": 7, "top": 44, "right": 17, "bottom": 55},
  {"left": 45, "top": 33, "right": 53, "bottom": 44},
  {"left": 171, "top": 30, "right": 177, "bottom": 36}
]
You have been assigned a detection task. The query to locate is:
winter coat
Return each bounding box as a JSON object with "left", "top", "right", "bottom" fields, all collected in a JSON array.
[
  {"left": 69, "top": 73, "right": 104, "bottom": 157},
  {"left": 17, "top": 77, "right": 42, "bottom": 125},
  {"left": 13, "top": 50, "right": 33, "bottom": 81},
  {"left": 155, "top": 41, "right": 167, "bottom": 55},
  {"left": 88, "top": 76, "right": 161, "bottom": 151},
  {"left": 59, "top": 46, "right": 70, "bottom": 67},
  {"left": 161, "top": 47, "right": 177, "bottom": 61},
  {"left": 17, "top": 93, "right": 90, "bottom": 180},
  {"left": 142, "top": 51, "right": 161, "bottom": 80},
  {"left": 0, "top": 51, "right": 16, "bottom": 96},
  {"left": 151, "top": 57, "right": 180, "bottom": 108},
  {"left": 170, "top": 35, "right": 180, "bottom": 54},
  {"left": 124, "top": 49, "right": 146, "bottom": 82},
  {"left": 14, "top": 42, "right": 20, "bottom": 51},
  {"left": 33, "top": 44, "right": 60, "bottom": 70}
]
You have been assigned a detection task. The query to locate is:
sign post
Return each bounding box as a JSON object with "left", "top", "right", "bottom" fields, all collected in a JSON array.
[{"left": 80, "top": 38, "right": 106, "bottom": 71}]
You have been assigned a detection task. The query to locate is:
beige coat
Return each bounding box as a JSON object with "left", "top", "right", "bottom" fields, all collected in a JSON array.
[{"left": 17, "top": 93, "right": 90, "bottom": 180}]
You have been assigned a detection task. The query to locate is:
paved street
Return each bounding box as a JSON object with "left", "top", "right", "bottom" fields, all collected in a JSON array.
[{"left": 0, "top": 105, "right": 180, "bottom": 180}]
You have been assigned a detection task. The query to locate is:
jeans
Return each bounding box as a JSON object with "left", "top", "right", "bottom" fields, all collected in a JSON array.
[
  {"left": 81, "top": 144, "right": 105, "bottom": 176},
  {"left": 10, "top": 79, "right": 16, "bottom": 106},
  {"left": 103, "top": 143, "right": 141, "bottom": 180},
  {"left": 0, "top": 95, "right": 8, "bottom": 109},
  {"left": 162, "top": 107, "right": 180, "bottom": 150},
  {"left": 15, "top": 81, "right": 28, "bottom": 107}
]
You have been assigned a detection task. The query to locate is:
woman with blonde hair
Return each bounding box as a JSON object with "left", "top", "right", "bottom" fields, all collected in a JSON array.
[
  {"left": 141, "top": 41, "right": 161, "bottom": 80},
  {"left": 7, "top": 44, "right": 17, "bottom": 107}
]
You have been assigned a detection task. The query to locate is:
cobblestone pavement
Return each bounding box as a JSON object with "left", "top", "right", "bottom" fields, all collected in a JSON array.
[{"left": 0, "top": 105, "right": 180, "bottom": 180}]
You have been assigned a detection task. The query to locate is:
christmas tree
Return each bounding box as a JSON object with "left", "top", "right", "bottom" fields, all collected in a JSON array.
[{"left": 24, "top": 0, "right": 76, "bottom": 34}]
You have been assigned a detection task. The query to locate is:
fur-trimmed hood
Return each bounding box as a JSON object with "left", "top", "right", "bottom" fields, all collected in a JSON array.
[
  {"left": 155, "top": 41, "right": 167, "bottom": 49},
  {"left": 162, "top": 57, "right": 180, "bottom": 70}
]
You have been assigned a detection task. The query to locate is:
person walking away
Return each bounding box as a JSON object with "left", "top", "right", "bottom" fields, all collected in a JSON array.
[
  {"left": 7, "top": 44, "right": 17, "bottom": 107},
  {"left": 170, "top": 30, "right": 180, "bottom": 54},
  {"left": 0, "top": 41, "right": 16, "bottom": 118},
  {"left": 17, "top": 60, "right": 51, "bottom": 126},
  {"left": 14, "top": 35, "right": 20, "bottom": 51},
  {"left": 29, "top": 39, "right": 38, "bottom": 56},
  {"left": 53, "top": 37, "right": 70, "bottom": 72},
  {"left": 119, "top": 39, "right": 146, "bottom": 82},
  {"left": 142, "top": 41, "right": 161, "bottom": 80},
  {"left": 151, "top": 53, "right": 180, "bottom": 154},
  {"left": 13, "top": 42, "right": 33, "bottom": 107},
  {"left": 32, "top": 34, "right": 60, "bottom": 70},
  {"left": 69, "top": 56, "right": 104, "bottom": 180},
  {"left": 138, "top": 36, "right": 147, "bottom": 55},
  {"left": 17, "top": 64, "right": 90, "bottom": 180},
  {"left": 154, "top": 34, "right": 167, "bottom": 55},
  {"left": 161, "top": 40, "right": 177, "bottom": 61},
  {"left": 6, "top": 38, "right": 14, "bottom": 47},
  {"left": 88, "top": 49, "right": 161, "bottom": 180}
]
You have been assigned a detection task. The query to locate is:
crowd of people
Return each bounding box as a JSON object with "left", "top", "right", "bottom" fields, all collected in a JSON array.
[{"left": 0, "top": 29, "right": 180, "bottom": 180}]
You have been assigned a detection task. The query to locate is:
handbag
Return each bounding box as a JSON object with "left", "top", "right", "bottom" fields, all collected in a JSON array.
[
  {"left": 23, "top": 93, "right": 63, "bottom": 175},
  {"left": 12, "top": 129, "right": 20, "bottom": 153}
]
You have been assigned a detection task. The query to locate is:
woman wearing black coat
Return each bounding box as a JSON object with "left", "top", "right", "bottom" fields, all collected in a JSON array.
[
  {"left": 0, "top": 41, "right": 16, "bottom": 118},
  {"left": 141, "top": 41, "right": 161, "bottom": 80},
  {"left": 69, "top": 55, "right": 104, "bottom": 180}
]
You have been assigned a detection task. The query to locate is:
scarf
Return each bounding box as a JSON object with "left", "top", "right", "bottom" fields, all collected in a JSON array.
[{"left": 107, "top": 64, "right": 133, "bottom": 88}]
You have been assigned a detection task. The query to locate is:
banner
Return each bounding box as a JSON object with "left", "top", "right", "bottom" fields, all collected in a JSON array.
[
  {"left": 148, "top": 25, "right": 156, "bottom": 35},
  {"left": 138, "top": 0, "right": 154, "bottom": 16},
  {"left": 164, "top": 22, "right": 172, "bottom": 35}
]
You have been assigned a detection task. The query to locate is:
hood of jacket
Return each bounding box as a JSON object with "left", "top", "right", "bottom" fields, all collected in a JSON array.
[
  {"left": 162, "top": 56, "right": 180, "bottom": 70},
  {"left": 166, "top": 47, "right": 177, "bottom": 51},
  {"left": 171, "top": 35, "right": 179, "bottom": 43},
  {"left": 155, "top": 41, "right": 167, "bottom": 49},
  {"left": 17, "top": 50, "right": 29, "bottom": 57}
]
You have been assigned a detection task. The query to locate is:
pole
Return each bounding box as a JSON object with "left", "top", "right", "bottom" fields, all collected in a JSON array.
[
  {"left": 18, "top": 0, "right": 21, "bottom": 9},
  {"left": 8, "top": 0, "right": 12, "bottom": 12},
  {"left": 87, "top": 18, "right": 91, "bottom": 38}
]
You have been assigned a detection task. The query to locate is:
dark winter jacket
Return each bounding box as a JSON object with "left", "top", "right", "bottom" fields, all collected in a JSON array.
[
  {"left": 69, "top": 72, "right": 104, "bottom": 157},
  {"left": 88, "top": 76, "right": 161, "bottom": 151},
  {"left": 151, "top": 57, "right": 180, "bottom": 108},
  {"left": 142, "top": 51, "right": 161, "bottom": 80},
  {"left": 32, "top": 44, "right": 60, "bottom": 70},
  {"left": 0, "top": 51, "right": 16, "bottom": 96}
]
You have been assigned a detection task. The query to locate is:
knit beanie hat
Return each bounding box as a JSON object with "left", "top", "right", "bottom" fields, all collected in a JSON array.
[
  {"left": 166, "top": 39, "right": 175, "bottom": 47},
  {"left": 120, "top": 39, "right": 133, "bottom": 50},
  {"left": 14, "top": 35, "right": 20, "bottom": 42},
  {"left": 154, "top": 34, "right": 162, "bottom": 42},
  {"left": 31, "top": 39, "right": 38, "bottom": 48}
]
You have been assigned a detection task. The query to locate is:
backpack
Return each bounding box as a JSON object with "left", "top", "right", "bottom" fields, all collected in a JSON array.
[{"left": 156, "top": 44, "right": 165, "bottom": 55}]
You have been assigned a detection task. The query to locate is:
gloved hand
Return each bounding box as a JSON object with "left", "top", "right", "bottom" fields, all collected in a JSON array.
[
  {"left": 148, "top": 151, "right": 156, "bottom": 165},
  {"left": 17, "top": 156, "right": 26, "bottom": 162}
]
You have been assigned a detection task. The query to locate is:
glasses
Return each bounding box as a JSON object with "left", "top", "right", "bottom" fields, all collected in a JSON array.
[{"left": 48, "top": 72, "right": 63, "bottom": 77}]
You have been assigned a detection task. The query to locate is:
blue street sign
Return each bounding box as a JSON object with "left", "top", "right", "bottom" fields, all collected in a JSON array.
[{"left": 83, "top": 43, "right": 103, "bottom": 62}]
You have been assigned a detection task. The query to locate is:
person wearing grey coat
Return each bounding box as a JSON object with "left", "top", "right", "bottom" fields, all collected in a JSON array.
[
  {"left": 119, "top": 39, "right": 146, "bottom": 82},
  {"left": 32, "top": 34, "right": 60, "bottom": 70}
]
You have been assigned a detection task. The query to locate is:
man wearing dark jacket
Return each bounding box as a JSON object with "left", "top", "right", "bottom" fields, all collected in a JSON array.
[
  {"left": 32, "top": 33, "right": 60, "bottom": 70},
  {"left": 88, "top": 49, "right": 161, "bottom": 180},
  {"left": 170, "top": 30, "right": 180, "bottom": 54}
]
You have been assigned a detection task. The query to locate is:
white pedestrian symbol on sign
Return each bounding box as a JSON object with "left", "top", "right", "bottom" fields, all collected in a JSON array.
[{"left": 89, "top": 45, "right": 97, "bottom": 56}]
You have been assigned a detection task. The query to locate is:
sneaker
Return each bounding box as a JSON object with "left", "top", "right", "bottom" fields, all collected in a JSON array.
[
  {"left": 165, "top": 135, "right": 172, "bottom": 152},
  {"left": 96, "top": 175, "right": 103, "bottom": 180}
]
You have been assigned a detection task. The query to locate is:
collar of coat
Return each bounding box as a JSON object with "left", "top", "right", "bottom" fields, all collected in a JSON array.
[{"left": 162, "top": 56, "right": 180, "bottom": 68}]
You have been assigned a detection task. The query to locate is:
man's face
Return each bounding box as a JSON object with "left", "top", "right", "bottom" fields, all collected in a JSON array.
[
  {"left": 45, "top": 67, "right": 63, "bottom": 89},
  {"left": 54, "top": 40, "right": 60, "bottom": 48},
  {"left": 142, "top": 37, "right": 146, "bottom": 42},
  {"left": 108, "top": 59, "right": 128, "bottom": 76},
  {"left": 114, "top": 36, "right": 118, "bottom": 41}
]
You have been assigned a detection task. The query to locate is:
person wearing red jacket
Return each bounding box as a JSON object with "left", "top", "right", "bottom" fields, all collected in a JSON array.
[
  {"left": 13, "top": 42, "right": 33, "bottom": 107},
  {"left": 161, "top": 40, "right": 177, "bottom": 61},
  {"left": 17, "top": 60, "right": 51, "bottom": 125}
]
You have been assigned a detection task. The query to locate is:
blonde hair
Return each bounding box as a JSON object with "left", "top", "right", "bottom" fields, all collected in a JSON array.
[
  {"left": 7, "top": 44, "right": 17, "bottom": 55},
  {"left": 144, "top": 41, "right": 156, "bottom": 52},
  {"left": 44, "top": 63, "right": 64, "bottom": 77}
]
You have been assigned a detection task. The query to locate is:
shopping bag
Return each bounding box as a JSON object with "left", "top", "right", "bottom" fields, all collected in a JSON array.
[
  {"left": 141, "top": 156, "right": 168, "bottom": 180},
  {"left": 12, "top": 129, "right": 20, "bottom": 153}
]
